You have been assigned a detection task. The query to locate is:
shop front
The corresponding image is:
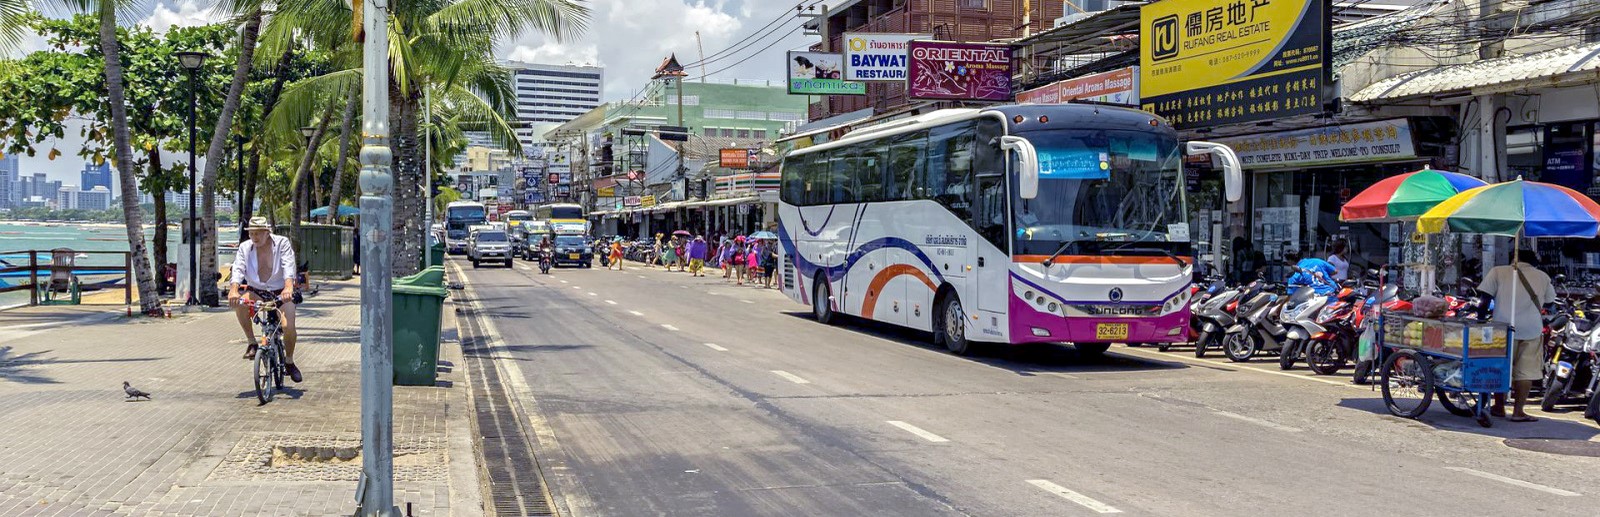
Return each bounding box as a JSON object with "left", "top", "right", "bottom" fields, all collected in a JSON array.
[{"left": 1212, "top": 117, "right": 1456, "bottom": 282}]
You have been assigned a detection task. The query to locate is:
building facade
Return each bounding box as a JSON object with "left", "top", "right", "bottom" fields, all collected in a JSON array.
[
  {"left": 508, "top": 61, "right": 605, "bottom": 149},
  {"left": 0, "top": 153, "right": 18, "bottom": 209},
  {"left": 80, "top": 162, "right": 112, "bottom": 191}
]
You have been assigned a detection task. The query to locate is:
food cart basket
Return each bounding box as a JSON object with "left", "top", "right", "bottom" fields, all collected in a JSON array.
[{"left": 1376, "top": 312, "right": 1512, "bottom": 427}]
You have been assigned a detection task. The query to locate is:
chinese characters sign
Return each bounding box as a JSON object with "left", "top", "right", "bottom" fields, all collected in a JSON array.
[
  {"left": 786, "top": 51, "right": 866, "bottom": 96},
  {"left": 1213, "top": 119, "right": 1417, "bottom": 169},
  {"left": 1140, "top": 0, "right": 1329, "bottom": 129},
  {"left": 907, "top": 41, "right": 1013, "bottom": 102}
]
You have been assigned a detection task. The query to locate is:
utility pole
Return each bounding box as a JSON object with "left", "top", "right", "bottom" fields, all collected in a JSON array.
[
  {"left": 1022, "top": 0, "right": 1032, "bottom": 38},
  {"left": 356, "top": 0, "right": 397, "bottom": 512},
  {"left": 423, "top": 88, "right": 433, "bottom": 269}
]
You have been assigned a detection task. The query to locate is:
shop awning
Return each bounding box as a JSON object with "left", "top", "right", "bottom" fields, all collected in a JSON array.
[
  {"left": 708, "top": 195, "right": 760, "bottom": 206},
  {"left": 650, "top": 201, "right": 685, "bottom": 213},
  {"left": 1350, "top": 42, "right": 1600, "bottom": 103}
]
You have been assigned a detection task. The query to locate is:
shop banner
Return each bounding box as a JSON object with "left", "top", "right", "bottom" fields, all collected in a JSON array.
[
  {"left": 843, "top": 33, "right": 930, "bottom": 81},
  {"left": 1017, "top": 67, "right": 1139, "bottom": 105},
  {"left": 787, "top": 51, "right": 866, "bottom": 96},
  {"left": 597, "top": 186, "right": 616, "bottom": 197},
  {"left": 719, "top": 148, "right": 758, "bottom": 169},
  {"left": 624, "top": 195, "right": 641, "bottom": 207},
  {"left": 907, "top": 41, "right": 1012, "bottom": 101},
  {"left": 1140, "top": 0, "right": 1330, "bottom": 129},
  {"left": 640, "top": 194, "right": 657, "bottom": 208},
  {"left": 1214, "top": 119, "right": 1417, "bottom": 170}
]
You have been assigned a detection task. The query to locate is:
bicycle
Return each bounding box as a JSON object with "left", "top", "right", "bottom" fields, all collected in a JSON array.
[{"left": 243, "top": 290, "right": 288, "bottom": 404}]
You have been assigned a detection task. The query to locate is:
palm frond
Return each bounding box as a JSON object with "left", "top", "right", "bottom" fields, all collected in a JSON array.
[
  {"left": 429, "top": 0, "right": 589, "bottom": 44},
  {"left": 261, "top": 67, "right": 360, "bottom": 149}
]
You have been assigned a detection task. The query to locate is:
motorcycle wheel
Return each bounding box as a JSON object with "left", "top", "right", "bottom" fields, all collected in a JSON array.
[
  {"left": 1194, "top": 330, "right": 1217, "bottom": 358},
  {"left": 1584, "top": 386, "right": 1600, "bottom": 422},
  {"left": 1437, "top": 390, "right": 1481, "bottom": 417},
  {"left": 1157, "top": 342, "right": 1171, "bottom": 352},
  {"left": 1279, "top": 339, "right": 1301, "bottom": 370},
  {"left": 1541, "top": 376, "right": 1567, "bottom": 412},
  {"left": 1223, "top": 331, "right": 1256, "bottom": 362},
  {"left": 1352, "top": 359, "right": 1374, "bottom": 385},
  {"left": 1306, "top": 339, "right": 1347, "bottom": 375}
]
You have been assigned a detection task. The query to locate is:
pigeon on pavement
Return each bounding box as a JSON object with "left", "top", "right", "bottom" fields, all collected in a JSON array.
[{"left": 122, "top": 381, "right": 151, "bottom": 401}]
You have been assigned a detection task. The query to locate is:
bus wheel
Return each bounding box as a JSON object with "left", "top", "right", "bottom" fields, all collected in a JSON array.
[
  {"left": 812, "top": 279, "right": 835, "bottom": 325},
  {"left": 940, "top": 295, "right": 973, "bottom": 355}
]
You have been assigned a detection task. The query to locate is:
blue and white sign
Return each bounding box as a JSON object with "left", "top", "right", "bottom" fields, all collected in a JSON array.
[{"left": 843, "top": 33, "right": 929, "bottom": 82}]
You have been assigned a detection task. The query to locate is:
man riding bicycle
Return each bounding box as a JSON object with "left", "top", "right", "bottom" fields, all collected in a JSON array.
[{"left": 229, "top": 217, "right": 302, "bottom": 383}]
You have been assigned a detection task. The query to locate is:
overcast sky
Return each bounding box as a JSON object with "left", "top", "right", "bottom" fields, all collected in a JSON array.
[{"left": 11, "top": 0, "right": 819, "bottom": 188}]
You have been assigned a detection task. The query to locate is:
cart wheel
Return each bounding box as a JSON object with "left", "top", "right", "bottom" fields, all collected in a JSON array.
[
  {"left": 1436, "top": 390, "right": 1480, "bottom": 417},
  {"left": 1381, "top": 349, "right": 1434, "bottom": 419}
]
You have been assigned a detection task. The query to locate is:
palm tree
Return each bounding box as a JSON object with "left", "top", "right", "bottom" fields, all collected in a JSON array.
[
  {"left": 261, "top": 0, "right": 589, "bottom": 274},
  {"left": 195, "top": 2, "right": 264, "bottom": 306}
]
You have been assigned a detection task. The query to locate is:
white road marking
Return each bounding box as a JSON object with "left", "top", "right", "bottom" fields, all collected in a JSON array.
[
  {"left": 587, "top": 292, "right": 597, "bottom": 296},
  {"left": 560, "top": 280, "right": 569, "bottom": 284},
  {"left": 636, "top": 275, "right": 646, "bottom": 279},
  {"left": 628, "top": 310, "right": 644, "bottom": 317},
  {"left": 571, "top": 286, "right": 580, "bottom": 290},
  {"left": 1119, "top": 347, "right": 1355, "bottom": 388},
  {"left": 702, "top": 343, "right": 728, "bottom": 351},
  {"left": 886, "top": 421, "right": 949, "bottom": 443},
  {"left": 1212, "top": 410, "right": 1303, "bottom": 432},
  {"left": 518, "top": 265, "right": 532, "bottom": 271},
  {"left": 1026, "top": 480, "right": 1122, "bottom": 514},
  {"left": 741, "top": 300, "right": 754, "bottom": 304},
  {"left": 1444, "top": 467, "right": 1581, "bottom": 496},
  {"left": 661, "top": 324, "right": 680, "bottom": 331},
  {"left": 771, "top": 370, "right": 811, "bottom": 384},
  {"left": 605, "top": 300, "right": 617, "bottom": 305}
]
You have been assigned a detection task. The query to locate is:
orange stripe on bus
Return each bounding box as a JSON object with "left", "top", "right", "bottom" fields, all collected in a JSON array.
[{"left": 860, "top": 265, "right": 937, "bottom": 319}]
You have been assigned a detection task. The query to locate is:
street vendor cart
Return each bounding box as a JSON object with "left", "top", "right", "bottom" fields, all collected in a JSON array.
[{"left": 1376, "top": 312, "right": 1510, "bottom": 427}]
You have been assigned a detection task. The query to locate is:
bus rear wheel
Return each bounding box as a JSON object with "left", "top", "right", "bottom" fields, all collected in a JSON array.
[
  {"left": 940, "top": 295, "right": 974, "bottom": 356},
  {"left": 812, "top": 279, "right": 835, "bottom": 325}
]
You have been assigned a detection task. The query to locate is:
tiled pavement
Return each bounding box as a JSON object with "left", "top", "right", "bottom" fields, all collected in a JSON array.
[{"left": 0, "top": 280, "right": 481, "bottom": 516}]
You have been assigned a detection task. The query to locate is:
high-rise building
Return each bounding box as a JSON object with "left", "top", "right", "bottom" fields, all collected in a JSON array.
[
  {"left": 0, "top": 153, "right": 18, "bottom": 209},
  {"left": 507, "top": 61, "right": 604, "bottom": 148},
  {"left": 55, "top": 184, "right": 80, "bottom": 210},
  {"left": 17, "top": 173, "right": 61, "bottom": 203},
  {"left": 80, "top": 161, "right": 112, "bottom": 191}
]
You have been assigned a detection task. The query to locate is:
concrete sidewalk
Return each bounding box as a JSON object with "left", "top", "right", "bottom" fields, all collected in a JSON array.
[{"left": 0, "top": 279, "right": 482, "bottom": 516}]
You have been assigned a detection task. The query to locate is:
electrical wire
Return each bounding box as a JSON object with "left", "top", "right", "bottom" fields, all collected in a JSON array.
[{"left": 682, "top": 1, "right": 826, "bottom": 68}]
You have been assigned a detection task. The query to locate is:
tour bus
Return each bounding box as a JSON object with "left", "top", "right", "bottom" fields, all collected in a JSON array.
[
  {"left": 777, "top": 104, "right": 1241, "bottom": 355},
  {"left": 444, "top": 201, "right": 488, "bottom": 254},
  {"left": 504, "top": 210, "right": 533, "bottom": 227},
  {"left": 534, "top": 203, "right": 588, "bottom": 235}
]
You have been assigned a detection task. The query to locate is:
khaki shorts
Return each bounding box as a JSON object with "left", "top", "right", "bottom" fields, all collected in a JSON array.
[{"left": 1512, "top": 338, "right": 1543, "bottom": 382}]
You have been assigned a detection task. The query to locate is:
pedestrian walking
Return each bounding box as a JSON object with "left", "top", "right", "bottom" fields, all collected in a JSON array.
[
  {"left": 744, "top": 242, "right": 760, "bottom": 286},
  {"left": 720, "top": 238, "right": 736, "bottom": 279},
  {"left": 730, "top": 239, "right": 748, "bottom": 285},
  {"left": 609, "top": 239, "right": 625, "bottom": 271},
  {"left": 650, "top": 233, "right": 663, "bottom": 268},
  {"left": 663, "top": 236, "right": 680, "bottom": 271},
  {"left": 761, "top": 240, "right": 778, "bottom": 288},
  {"left": 688, "top": 235, "right": 708, "bottom": 277},
  {"left": 673, "top": 237, "right": 687, "bottom": 272}
]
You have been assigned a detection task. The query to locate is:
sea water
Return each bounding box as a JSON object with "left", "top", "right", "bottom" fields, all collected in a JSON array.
[{"left": 0, "top": 221, "right": 235, "bottom": 307}]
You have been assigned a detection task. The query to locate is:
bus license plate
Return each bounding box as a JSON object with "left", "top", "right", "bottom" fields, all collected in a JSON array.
[
  {"left": 568, "top": 253, "right": 580, "bottom": 260},
  {"left": 1095, "top": 323, "right": 1129, "bottom": 341}
]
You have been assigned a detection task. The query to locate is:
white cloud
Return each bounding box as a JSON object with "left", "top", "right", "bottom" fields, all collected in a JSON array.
[
  {"left": 499, "top": 0, "right": 813, "bottom": 100},
  {"left": 143, "top": 0, "right": 226, "bottom": 34}
]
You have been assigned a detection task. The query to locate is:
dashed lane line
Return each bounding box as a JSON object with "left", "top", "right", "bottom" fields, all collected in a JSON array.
[
  {"left": 1026, "top": 480, "right": 1122, "bottom": 514},
  {"left": 771, "top": 370, "right": 811, "bottom": 384},
  {"left": 661, "top": 324, "right": 680, "bottom": 331},
  {"left": 587, "top": 292, "right": 597, "bottom": 296},
  {"left": 886, "top": 421, "right": 949, "bottom": 443},
  {"left": 605, "top": 300, "right": 617, "bottom": 305},
  {"left": 702, "top": 343, "right": 728, "bottom": 352},
  {"left": 1212, "top": 410, "right": 1304, "bottom": 432},
  {"left": 628, "top": 310, "right": 644, "bottom": 317},
  {"left": 1443, "top": 467, "right": 1581, "bottom": 496}
]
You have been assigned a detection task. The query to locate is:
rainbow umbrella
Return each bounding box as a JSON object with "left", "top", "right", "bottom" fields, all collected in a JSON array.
[
  {"left": 1340, "top": 168, "right": 1488, "bottom": 222},
  {"left": 1418, "top": 178, "right": 1600, "bottom": 238}
]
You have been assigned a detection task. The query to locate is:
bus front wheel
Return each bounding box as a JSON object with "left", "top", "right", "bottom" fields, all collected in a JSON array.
[
  {"left": 812, "top": 279, "right": 835, "bottom": 325},
  {"left": 940, "top": 295, "right": 974, "bottom": 356}
]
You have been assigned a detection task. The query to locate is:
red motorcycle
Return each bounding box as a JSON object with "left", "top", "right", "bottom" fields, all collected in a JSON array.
[{"left": 1306, "top": 274, "right": 1408, "bottom": 376}]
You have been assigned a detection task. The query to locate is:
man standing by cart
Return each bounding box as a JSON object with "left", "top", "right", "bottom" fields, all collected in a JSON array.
[{"left": 1477, "top": 247, "right": 1557, "bottom": 422}]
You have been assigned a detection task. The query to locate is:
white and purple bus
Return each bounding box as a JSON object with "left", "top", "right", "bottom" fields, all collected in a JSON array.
[{"left": 777, "top": 104, "right": 1241, "bottom": 355}]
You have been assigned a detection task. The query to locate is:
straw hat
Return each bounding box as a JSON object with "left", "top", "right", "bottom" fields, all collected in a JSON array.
[{"left": 246, "top": 216, "right": 271, "bottom": 232}]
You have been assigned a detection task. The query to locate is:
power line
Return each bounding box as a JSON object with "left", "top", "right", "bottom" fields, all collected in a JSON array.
[
  {"left": 683, "top": 1, "right": 823, "bottom": 67},
  {"left": 690, "top": 25, "right": 806, "bottom": 81}
]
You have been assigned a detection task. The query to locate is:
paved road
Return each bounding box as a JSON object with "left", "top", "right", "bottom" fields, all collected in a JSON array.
[{"left": 454, "top": 257, "right": 1600, "bottom": 516}]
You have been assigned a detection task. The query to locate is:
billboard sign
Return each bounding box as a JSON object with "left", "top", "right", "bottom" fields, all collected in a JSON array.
[
  {"left": 843, "top": 33, "right": 930, "bottom": 81},
  {"left": 1213, "top": 119, "right": 1416, "bottom": 170},
  {"left": 624, "top": 195, "right": 641, "bottom": 207},
  {"left": 1016, "top": 67, "right": 1139, "bottom": 106},
  {"left": 640, "top": 194, "right": 657, "bottom": 208},
  {"left": 786, "top": 51, "right": 866, "bottom": 96},
  {"left": 907, "top": 41, "right": 1012, "bottom": 101},
  {"left": 1139, "top": 0, "right": 1330, "bottom": 129},
  {"left": 719, "top": 148, "right": 758, "bottom": 169}
]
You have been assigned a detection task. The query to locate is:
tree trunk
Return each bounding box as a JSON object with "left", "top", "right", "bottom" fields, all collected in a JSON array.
[
  {"left": 242, "top": 45, "right": 297, "bottom": 228},
  {"left": 290, "top": 100, "right": 337, "bottom": 252},
  {"left": 148, "top": 148, "right": 169, "bottom": 296},
  {"left": 197, "top": 9, "right": 262, "bottom": 306},
  {"left": 390, "top": 78, "right": 422, "bottom": 275},
  {"left": 326, "top": 82, "right": 359, "bottom": 224},
  {"left": 100, "top": 3, "right": 160, "bottom": 315}
]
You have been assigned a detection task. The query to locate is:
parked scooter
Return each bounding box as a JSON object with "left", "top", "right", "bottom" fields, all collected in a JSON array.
[
  {"left": 1222, "top": 283, "right": 1287, "bottom": 362},
  {"left": 1165, "top": 280, "right": 1225, "bottom": 352},
  {"left": 1192, "top": 283, "right": 1246, "bottom": 358},
  {"left": 1278, "top": 286, "right": 1333, "bottom": 370}
]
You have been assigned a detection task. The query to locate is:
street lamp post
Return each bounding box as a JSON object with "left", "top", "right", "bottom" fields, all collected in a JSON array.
[
  {"left": 176, "top": 50, "right": 208, "bottom": 306},
  {"left": 358, "top": 0, "right": 398, "bottom": 512},
  {"left": 301, "top": 126, "right": 316, "bottom": 216}
]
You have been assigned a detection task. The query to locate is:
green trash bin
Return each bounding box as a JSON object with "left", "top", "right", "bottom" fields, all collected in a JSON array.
[{"left": 392, "top": 268, "right": 449, "bottom": 386}]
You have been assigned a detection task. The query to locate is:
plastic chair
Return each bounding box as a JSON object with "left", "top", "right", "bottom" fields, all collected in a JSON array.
[{"left": 38, "top": 248, "right": 81, "bottom": 305}]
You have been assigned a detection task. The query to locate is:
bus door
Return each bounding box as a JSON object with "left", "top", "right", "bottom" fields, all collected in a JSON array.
[{"left": 972, "top": 119, "right": 1010, "bottom": 316}]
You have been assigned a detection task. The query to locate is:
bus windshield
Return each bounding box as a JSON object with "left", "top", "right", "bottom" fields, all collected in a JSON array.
[
  {"left": 447, "top": 206, "right": 487, "bottom": 221},
  {"left": 548, "top": 206, "right": 583, "bottom": 219},
  {"left": 1011, "top": 129, "right": 1188, "bottom": 257}
]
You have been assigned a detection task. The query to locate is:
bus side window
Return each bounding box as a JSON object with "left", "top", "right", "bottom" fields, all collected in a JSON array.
[
  {"left": 804, "top": 150, "right": 830, "bottom": 206},
  {"left": 926, "top": 122, "right": 974, "bottom": 220},
  {"left": 857, "top": 142, "right": 887, "bottom": 203},
  {"left": 888, "top": 131, "right": 925, "bottom": 201},
  {"left": 780, "top": 157, "right": 803, "bottom": 205},
  {"left": 829, "top": 149, "right": 855, "bottom": 204}
]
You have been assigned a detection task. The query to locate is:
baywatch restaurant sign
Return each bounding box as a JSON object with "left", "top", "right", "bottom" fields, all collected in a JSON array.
[
  {"left": 843, "top": 33, "right": 931, "bottom": 81},
  {"left": 1213, "top": 119, "right": 1417, "bottom": 170}
]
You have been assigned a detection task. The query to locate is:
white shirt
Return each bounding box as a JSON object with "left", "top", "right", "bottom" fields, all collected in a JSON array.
[
  {"left": 1328, "top": 253, "right": 1349, "bottom": 282},
  {"left": 232, "top": 234, "right": 297, "bottom": 291},
  {"left": 1477, "top": 262, "right": 1556, "bottom": 334}
]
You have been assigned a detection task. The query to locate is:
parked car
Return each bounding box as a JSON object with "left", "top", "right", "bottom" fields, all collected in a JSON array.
[{"left": 467, "top": 228, "right": 513, "bottom": 268}]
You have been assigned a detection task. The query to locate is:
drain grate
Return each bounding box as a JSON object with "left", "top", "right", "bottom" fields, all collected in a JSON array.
[{"left": 460, "top": 298, "right": 557, "bottom": 516}]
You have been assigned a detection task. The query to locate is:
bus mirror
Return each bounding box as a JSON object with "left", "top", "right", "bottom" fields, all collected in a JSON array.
[
  {"left": 1186, "top": 141, "right": 1243, "bottom": 203},
  {"left": 1001, "top": 136, "right": 1039, "bottom": 199}
]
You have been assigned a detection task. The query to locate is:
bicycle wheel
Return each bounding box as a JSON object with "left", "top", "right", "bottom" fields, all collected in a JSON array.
[
  {"left": 272, "top": 340, "right": 286, "bottom": 389},
  {"left": 254, "top": 346, "right": 275, "bottom": 404},
  {"left": 1381, "top": 349, "right": 1433, "bottom": 418}
]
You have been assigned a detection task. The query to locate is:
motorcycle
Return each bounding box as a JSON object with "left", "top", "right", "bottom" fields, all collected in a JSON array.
[
  {"left": 1278, "top": 286, "right": 1333, "bottom": 370},
  {"left": 1304, "top": 279, "right": 1382, "bottom": 376},
  {"left": 538, "top": 248, "right": 553, "bottom": 274},
  {"left": 1192, "top": 283, "right": 1246, "bottom": 358},
  {"left": 1222, "top": 283, "right": 1289, "bottom": 363},
  {"left": 1542, "top": 302, "right": 1599, "bottom": 413},
  {"left": 1165, "top": 279, "right": 1224, "bottom": 352}
]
